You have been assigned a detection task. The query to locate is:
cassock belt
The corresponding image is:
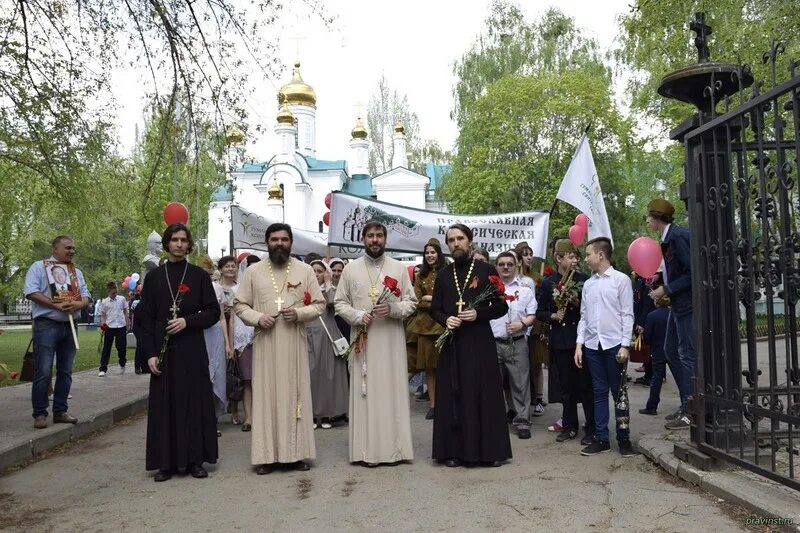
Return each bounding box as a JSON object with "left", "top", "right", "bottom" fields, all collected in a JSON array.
[{"left": 495, "top": 334, "right": 525, "bottom": 342}]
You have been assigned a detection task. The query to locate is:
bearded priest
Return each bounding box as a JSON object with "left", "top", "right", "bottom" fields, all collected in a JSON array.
[
  {"left": 430, "top": 224, "right": 511, "bottom": 468},
  {"left": 334, "top": 220, "right": 418, "bottom": 466},
  {"left": 233, "top": 223, "right": 325, "bottom": 474}
]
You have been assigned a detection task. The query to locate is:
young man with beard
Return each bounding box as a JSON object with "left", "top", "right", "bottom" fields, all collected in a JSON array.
[
  {"left": 139, "top": 223, "right": 221, "bottom": 481},
  {"left": 430, "top": 224, "right": 511, "bottom": 467},
  {"left": 334, "top": 220, "right": 418, "bottom": 466},
  {"left": 234, "top": 223, "right": 325, "bottom": 474}
]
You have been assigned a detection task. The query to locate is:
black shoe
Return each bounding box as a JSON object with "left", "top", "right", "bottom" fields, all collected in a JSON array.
[
  {"left": 619, "top": 440, "right": 639, "bottom": 457},
  {"left": 481, "top": 460, "right": 502, "bottom": 467},
  {"left": 581, "top": 440, "right": 611, "bottom": 456},
  {"left": 154, "top": 469, "right": 173, "bottom": 482},
  {"left": 506, "top": 409, "right": 517, "bottom": 423},
  {"left": 665, "top": 414, "right": 691, "bottom": 430},
  {"left": 416, "top": 391, "right": 430, "bottom": 402},
  {"left": 425, "top": 407, "right": 435, "bottom": 420},
  {"left": 556, "top": 429, "right": 577, "bottom": 442},
  {"left": 189, "top": 464, "right": 208, "bottom": 478},
  {"left": 256, "top": 464, "right": 275, "bottom": 475},
  {"left": 292, "top": 461, "right": 311, "bottom": 471},
  {"left": 633, "top": 377, "right": 649, "bottom": 386},
  {"left": 241, "top": 423, "right": 252, "bottom": 432},
  {"left": 638, "top": 408, "right": 658, "bottom": 416},
  {"left": 665, "top": 409, "right": 681, "bottom": 421},
  {"left": 445, "top": 458, "right": 462, "bottom": 468},
  {"left": 517, "top": 428, "right": 531, "bottom": 439},
  {"left": 580, "top": 433, "right": 595, "bottom": 446}
]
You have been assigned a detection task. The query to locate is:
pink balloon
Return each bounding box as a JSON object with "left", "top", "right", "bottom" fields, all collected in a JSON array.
[
  {"left": 124, "top": 276, "right": 131, "bottom": 284},
  {"left": 575, "top": 213, "right": 589, "bottom": 230},
  {"left": 568, "top": 225, "right": 586, "bottom": 246},
  {"left": 627, "top": 237, "right": 662, "bottom": 279}
]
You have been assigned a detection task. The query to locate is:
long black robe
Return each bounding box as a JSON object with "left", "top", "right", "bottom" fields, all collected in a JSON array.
[
  {"left": 430, "top": 260, "right": 511, "bottom": 463},
  {"left": 139, "top": 260, "right": 219, "bottom": 471}
]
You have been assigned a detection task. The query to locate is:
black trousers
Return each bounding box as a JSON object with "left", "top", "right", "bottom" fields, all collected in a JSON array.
[
  {"left": 99, "top": 327, "right": 127, "bottom": 371},
  {"left": 552, "top": 347, "right": 594, "bottom": 433}
]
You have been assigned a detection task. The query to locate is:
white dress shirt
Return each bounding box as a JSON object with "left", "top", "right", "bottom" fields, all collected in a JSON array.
[
  {"left": 490, "top": 277, "right": 537, "bottom": 339},
  {"left": 100, "top": 295, "right": 129, "bottom": 328},
  {"left": 576, "top": 266, "right": 634, "bottom": 350}
]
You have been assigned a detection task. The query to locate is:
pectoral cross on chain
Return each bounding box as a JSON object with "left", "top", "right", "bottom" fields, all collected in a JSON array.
[
  {"left": 170, "top": 302, "right": 180, "bottom": 319},
  {"left": 368, "top": 285, "right": 378, "bottom": 304},
  {"left": 456, "top": 298, "right": 465, "bottom": 313},
  {"left": 274, "top": 296, "right": 285, "bottom": 312}
]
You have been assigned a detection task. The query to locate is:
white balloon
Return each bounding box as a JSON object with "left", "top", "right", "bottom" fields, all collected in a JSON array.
[{"left": 131, "top": 273, "right": 140, "bottom": 282}]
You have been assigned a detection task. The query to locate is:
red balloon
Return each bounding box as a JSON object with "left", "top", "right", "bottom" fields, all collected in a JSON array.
[
  {"left": 237, "top": 252, "right": 250, "bottom": 263},
  {"left": 568, "top": 225, "right": 586, "bottom": 246},
  {"left": 324, "top": 193, "right": 332, "bottom": 209},
  {"left": 575, "top": 213, "right": 589, "bottom": 230},
  {"left": 163, "top": 202, "right": 190, "bottom": 225},
  {"left": 627, "top": 237, "right": 662, "bottom": 279},
  {"left": 323, "top": 212, "right": 330, "bottom": 226}
]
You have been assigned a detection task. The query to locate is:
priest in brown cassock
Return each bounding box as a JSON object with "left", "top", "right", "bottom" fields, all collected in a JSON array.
[
  {"left": 141, "top": 223, "right": 220, "bottom": 482},
  {"left": 334, "top": 220, "right": 418, "bottom": 466},
  {"left": 430, "top": 224, "right": 511, "bottom": 467},
  {"left": 233, "top": 223, "right": 325, "bottom": 474}
]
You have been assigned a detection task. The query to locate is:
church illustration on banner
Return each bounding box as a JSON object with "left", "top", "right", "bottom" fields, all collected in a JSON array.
[{"left": 207, "top": 62, "right": 450, "bottom": 258}]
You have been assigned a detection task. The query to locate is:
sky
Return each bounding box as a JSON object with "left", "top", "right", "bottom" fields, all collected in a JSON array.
[{"left": 113, "top": 0, "right": 634, "bottom": 162}]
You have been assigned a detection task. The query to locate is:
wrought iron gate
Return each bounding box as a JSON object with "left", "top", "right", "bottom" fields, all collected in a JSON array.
[{"left": 670, "top": 24, "right": 800, "bottom": 489}]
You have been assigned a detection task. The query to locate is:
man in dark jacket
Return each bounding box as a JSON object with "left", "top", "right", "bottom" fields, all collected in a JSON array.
[
  {"left": 537, "top": 239, "right": 593, "bottom": 445},
  {"left": 646, "top": 199, "right": 694, "bottom": 430}
]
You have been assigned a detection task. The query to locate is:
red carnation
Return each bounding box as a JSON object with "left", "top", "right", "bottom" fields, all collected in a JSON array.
[
  {"left": 382, "top": 275, "right": 399, "bottom": 292},
  {"left": 178, "top": 283, "right": 190, "bottom": 294},
  {"left": 504, "top": 294, "right": 517, "bottom": 301},
  {"left": 10, "top": 371, "right": 18, "bottom": 380},
  {"left": 100, "top": 323, "right": 109, "bottom": 332},
  {"left": 543, "top": 266, "right": 554, "bottom": 276},
  {"left": 303, "top": 291, "right": 312, "bottom": 306},
  {"left": 488, "top": 275, "right": 505, "bottom": 295},
  {"left": 391, "top": 287, "right": 401, "bottom": 297}
]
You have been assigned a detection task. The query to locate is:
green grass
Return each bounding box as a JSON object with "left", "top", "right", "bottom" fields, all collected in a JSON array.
[{"left": 0, "top": 328, "right": 106, "bottom": 387}]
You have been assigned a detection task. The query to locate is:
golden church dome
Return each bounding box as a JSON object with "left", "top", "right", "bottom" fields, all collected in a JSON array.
[
  {"left": 277, "top": 62, "right": 316, "bottom": 107},
  {"left": 351, "top": 117, "right": 368, "bottom": 139},
  {"left": 276, "top": 103, "right": 295, "bottom": 125},
  {"left": 268, "top": 178, "right": 283, "bottom": 200},
  {"left": 225, "top": 124, "right": 245, "bottom": 145}
]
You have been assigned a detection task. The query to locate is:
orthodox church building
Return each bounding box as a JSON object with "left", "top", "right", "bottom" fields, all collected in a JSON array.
[{"left": 208, "top": 62, "right": 448, "bottom": 258}]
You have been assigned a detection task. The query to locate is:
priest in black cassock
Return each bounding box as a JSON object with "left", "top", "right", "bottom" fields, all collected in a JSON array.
[
  {"left": 139, "top": 223, "right": 220, "bottom": 482},
  {"left": 430, "top": 224, "right": 511, "bottom": 467}
]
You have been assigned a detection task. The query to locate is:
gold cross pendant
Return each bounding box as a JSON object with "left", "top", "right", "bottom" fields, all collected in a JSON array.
[
  {"left": 368, "top": 284, "right": 378, "bottom": 303},
  {"left": 456, "top": 298, "right": 465, "bottom": 313},
  {"left": 274, "top": 296, "right": 284, "bottom": 312},
  {"left": 170, "top": 303, "right": 179, "bottom": 318}
]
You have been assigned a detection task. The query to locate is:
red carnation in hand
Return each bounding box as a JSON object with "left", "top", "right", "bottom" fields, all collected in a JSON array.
[
  {"left": 382, "top": 275, "right": 399, "bottom": 292},
  {"left": 488, "top": 275, "right": 506, "bottom": 295},
  {"left": 303, "top": 291, "right": 312, "bottom": 305},
  {"left": 10, "top": 371, "right": 18, "bottom": 380},
  {"left": 178, "top": 283, "right": 190, "bottom": 294},
  {"left": 391, "top": 287, "right": 401, "bottom": 297},
  {"left": 543, "top": 266, "right": 554, "bottom": 276},
  {"left": 100, "top": 323, "right": 109, "bottom": 332}
]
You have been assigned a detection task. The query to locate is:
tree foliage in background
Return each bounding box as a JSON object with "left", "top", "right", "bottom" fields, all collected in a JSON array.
[{"left": 366, "top": 74, "right": 421, "bottom": 176}]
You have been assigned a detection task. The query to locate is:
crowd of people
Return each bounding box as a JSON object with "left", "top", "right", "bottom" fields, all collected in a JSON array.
[{"left": 21, "top": 197, "right": 695, "bottom": 481}]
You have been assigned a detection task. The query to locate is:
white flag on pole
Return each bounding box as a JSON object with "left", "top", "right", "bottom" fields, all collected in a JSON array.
[{"left": 556, "top": 134, "right": 614, "bottom": 245}]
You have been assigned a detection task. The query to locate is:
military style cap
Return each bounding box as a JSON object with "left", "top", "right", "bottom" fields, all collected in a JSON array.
[
  {"left": 647, "top": 199, "right": 675, "bottom": 218},
  {"left": 427, "top": 237, "right": 441, "bottom": 248},
  {"left": 554, "top": 239, "right": 577, "bottom": 254}
]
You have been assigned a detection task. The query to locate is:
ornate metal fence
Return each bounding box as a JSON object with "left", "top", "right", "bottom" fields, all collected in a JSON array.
[{"left": 671, "top": 25, "right": 800, "bottom": 489}]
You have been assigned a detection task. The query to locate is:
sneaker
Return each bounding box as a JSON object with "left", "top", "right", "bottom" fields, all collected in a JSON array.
[
  {"left": 665, "top": 414, "right": 691, "bottom": 430},
  {"left": 581, "top": 440, "right": 611, "bottom": 456},
  {"left": 517, "top": 428, "right": 531, "bottom": 439},
  {"left": 633, "top": 376, "right": 649, "bottom": 386},
  {"left": 320, "top": 418, "right": 333, "bottom": 429},
  {"left": 98, "top": 370, "right": 106, "bottom": 377},
  {"left": 532, "top": 402, "right": 545, "bottom": 417},
  {"left": 547, "top": 419, "right": 563, "bottom": 432},
  {"left": 665, "top": 409, "right": 682, "bottom": 421},
  {"left": 619, "top": 440, "right": 639, "bottom": 457},
  {"left": 580, "top": 433, "right": 595, "bottom": 446},
  {"left": 638, "top": 408, "right": 658, "bottom": 416},
  {"left": 119, "top": 366, "right": 126, "bottom": 375}
]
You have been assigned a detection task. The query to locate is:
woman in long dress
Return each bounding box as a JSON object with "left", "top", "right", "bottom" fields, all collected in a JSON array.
[
  {"left": 217, "top": 256, "right": 240, "bottom": 423},
  {"left": 406, "top": 238, "right": 446, "bottom": 420},
  {"left": 307, "top": 260, "right": 349, "bottom": 429},
  {"left": 231, "top": 255, "right": 260, "bottom": 432}
]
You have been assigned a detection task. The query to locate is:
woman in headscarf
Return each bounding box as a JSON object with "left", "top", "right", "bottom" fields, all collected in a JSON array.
[{"left": 307, "top": 259, "right": 349, "bottom": 429}]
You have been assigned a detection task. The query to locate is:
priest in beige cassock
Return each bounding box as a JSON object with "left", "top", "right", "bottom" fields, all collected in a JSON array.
[
  {"left": 234, "top": 223, "right": 325, "bottom": 474},
  {"left": 335, "top": 220, "right": 418, "bottom": 466}
]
